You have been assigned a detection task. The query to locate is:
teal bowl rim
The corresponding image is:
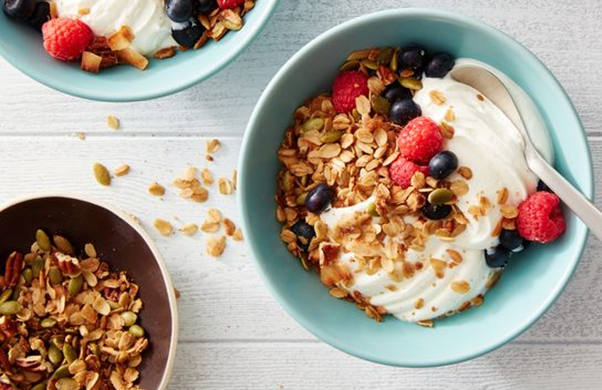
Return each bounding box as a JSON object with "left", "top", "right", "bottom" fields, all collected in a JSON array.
[
  {"left": 239, "top": 8, "right": 594, "bottom": 367},
  {"left": 0, "top": 0, "right": 280, "bottom": 102}
]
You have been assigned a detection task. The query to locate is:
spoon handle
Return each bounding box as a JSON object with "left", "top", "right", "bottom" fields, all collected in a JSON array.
[{"left": 526, "top": 148, "right": 602, "bottom": 241}]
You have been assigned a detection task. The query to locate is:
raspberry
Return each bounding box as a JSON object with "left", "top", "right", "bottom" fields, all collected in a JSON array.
[
  {"left": 396, "top": 116, "right": 443, "bottom": 164},
  {"left": 42, "top": 18, "right": 93, "bottom": 62},
  {"left": 217, "top": 0, "right": 245, "bottom": 9},
  {"left": 516, "top": 191, "right": 565, "bottom": 243},
  {"left": 332, "top": 71, "right": 369, "bottom": 113},
  {"left": 389, "top": 156, "right": 429, "bottom": 189}
]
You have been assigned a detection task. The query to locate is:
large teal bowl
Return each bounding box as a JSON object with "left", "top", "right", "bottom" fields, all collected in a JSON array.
[
  {"left": 0, "top": 0, "right": 280, "bottom": 101},
  {"left": 239, "top": 9, "right": 593, "bottom": 367}
]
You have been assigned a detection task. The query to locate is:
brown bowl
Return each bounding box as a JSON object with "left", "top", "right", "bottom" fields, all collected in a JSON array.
[{"left": 0, "top": 194, "right": 178, "bottom": 390}]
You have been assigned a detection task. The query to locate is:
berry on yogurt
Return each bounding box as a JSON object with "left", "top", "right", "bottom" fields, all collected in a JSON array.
[{"left": 2, "top": 0, "right": 36, "bottom": 22}]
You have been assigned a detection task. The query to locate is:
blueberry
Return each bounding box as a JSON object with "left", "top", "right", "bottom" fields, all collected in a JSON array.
[
  {"left": 291, "top": 220, "right": 315, "bottom": 252},
  {"left": 421, "top": 202, "right": 452, "bottom": 220},
  {"left": 165, "top": 0, "right": 194, "bottom": 22},
  {"left": 2, "top": 0, "right": 36, "bottom": 21},
  {"left": 27, "top": 1, "right": 50, "bottom": 31},
  {"left": 411, "top": 67, "right": 424, "bottom": 80},
  {"left": 305, "top": 184, "right": 334, "bottom": 214},
  {"left": 425, "top": 52, "right": 455, "bottom": 78},
  {"left": 389, "top": 99, "right": 421, "bottom": 126},
  {"left": 499, "top": 229, "right": 525, "bottom": 252},
  {"left": 428, "top": 151, "right": 458, "bottom": 180},
  {"left": 194, "top": 0, "right": 216, "bottom": 13},
  {"left": 399, "top": 45, "right": 426, "bottom": 69},
  {"left": 537, "top": 180, "right": 552, "bottom": 193},
  {"left": 382, "top": 83, "right": 411, "bottom": 103},
  {"left": 484, "top": 246, "right": 510, "bottom": 268},
  {"left": 171, "top": 18, "right": 204, "bottom": 48}
]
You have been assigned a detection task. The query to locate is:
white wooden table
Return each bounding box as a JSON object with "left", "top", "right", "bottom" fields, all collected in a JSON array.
[{"left": 1, "top": 0, "right": 602, "bottom": 388}]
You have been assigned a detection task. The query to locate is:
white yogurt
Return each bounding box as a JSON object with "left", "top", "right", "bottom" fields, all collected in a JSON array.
[
  {"left": 321, "top": 74, "right": 538, "bottom": 322},
  {"left": 55, "top": 0, "right": 177, "bottom": 55}
]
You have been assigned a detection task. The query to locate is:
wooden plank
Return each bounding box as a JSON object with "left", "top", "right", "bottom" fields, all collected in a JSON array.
[
  {"left": 167, "top": 342, "right": 602, "bottom": 390},
  {"left": 0, "top": 136, "right": 598, "bottom": 343},
  {"left": 0, "top": 0, "right": 601, "bottom": 135}
]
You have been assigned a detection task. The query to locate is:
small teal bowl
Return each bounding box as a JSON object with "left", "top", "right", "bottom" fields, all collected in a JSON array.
[
  {"left": 239, "top": 9, "right": 594, "bottom": 367},
  {"left": 0, "top": 1, "right": 280, "bottom": 102}
]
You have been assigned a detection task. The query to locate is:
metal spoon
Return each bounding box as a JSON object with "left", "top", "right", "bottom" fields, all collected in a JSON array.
[{"left": 450, "top": 65, "right": 602, "bottom": 240}]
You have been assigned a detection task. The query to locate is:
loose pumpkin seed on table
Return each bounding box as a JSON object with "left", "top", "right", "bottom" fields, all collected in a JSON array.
[{"left": 0, "top": 229, "right": 149, "bottom": 390}]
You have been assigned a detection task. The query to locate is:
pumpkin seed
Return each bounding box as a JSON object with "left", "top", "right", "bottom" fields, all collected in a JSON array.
[
  {"left": 301, "top": 118, "right": 324, "bottom": 133},
  {"left": 89, "top": 343, "right": 100, "bottom": 356},
  {"left": 360, "top": 59, "right": 378, "bottom": 70},
  {"left": 48, "top": 344, "right": 63, "bottom": 365},
  {"left": 399, "top": 77, "right": 423, "bottom": 91},
  {"left": 36, "top": 229, "right": 52, "bottom": 251},
  {"left": 53, "top": 236, "right": 73, "bottom": 255},
  {"left": 11, "top": 287, "right": 20, "bottom": 301},
  {"left": 31, "top": 382, "right": 47, "bottom": 390},
  {"left": 0, "top": 301, "right": 22, "bottom": 315},
  {"left": 22, "top": 268, "right": 33, "bottom": 284},
  {"left": 41, "top": 317, "right": 57, "bottom": 328},
  {"left": 366, "top": 202, "right": 379, "bottom": 217},
  {"left": 24, "top": 252, "right": 37, "bottom": 264},
  {"left": 0, "top": 289, "right": 12, "bottom": 304},
  {"left": 56, "top": 378, "right": 78, "bottom": 390},
  {"left": 84, "top": 243, "right": 97, "bottom": 258},
  {"left": 51, "top": 337, "right": 64, "bottom": 349},
  {"left": 128, "top": 324, "right": 145, "bottom": 338},
  {"left": 51, "top": 365, "right": 70, "bottom": 380},
  {"left": 340, "top": 60, "right": 359, "bottom": 71},
  {"left": 49, "top": 267, "right": 63, "bottom": 285},
  {"left": 377, "top": 47, "right": 394, "bottom": 65},
  {"left": 390, "top": 48, "right": 400, "bottom": 72},
  {"left": 351, "top": 109, "right": 361, "bottom": 122},
  {"left": 371, "top": 95, "right": 391, "bottom": 116},
  {"left": 63, "top": 344, "right": 77, "bottom": 364},
  {"left": 346, "top": 49, "right": 371, "bottom": 61},
  {"left": 319, "top": 130, "right": 343, "bottom": 144},
  {"left": 295, "top": 192, "right": 308, "bottom": 206},
  {"left": 93, "top": 163, "right": 111, "bottom": 186},
  {"left": 428, "top": 188, "right": 454, "bottom": 205},
  {"left": 120, "top": 311, "right": 138, "bottom": 327},
  {"left": 67, "top": 276, "right": 83, "bottom": 297},
  {"left": 31, "top": 256, "right": 44, "bottom": 278}
]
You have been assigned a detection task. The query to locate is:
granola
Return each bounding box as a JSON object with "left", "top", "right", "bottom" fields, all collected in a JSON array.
[
  {"left": 274, "top": 45, "right": 554, "bottom": 325},
  {"left": 0, "top": 231, "right": 149, "bottom": 390}
]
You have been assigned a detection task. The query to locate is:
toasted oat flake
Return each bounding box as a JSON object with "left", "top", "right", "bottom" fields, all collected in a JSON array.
[
  {"left": 201, "top": 167, "right": 213, "bottom": 185},
  {"left": 207, "top": 236, "right": 227, "bottom": 257},
  {"left": 218, "top": 177, "right": 233, "bottom": 195},
  {"left": 148, "top": 182, "right": 166, "bottom": 196},
  {"left": 93, "top": 162, "right": 111, "bottom": 186},
  {"left": 439, "top": 122, "right": 455, "bottom": 139},
  {"left": 444, "top": 107, "right": 456, "bottom": 122},
  {"left": 497, "top": 187, "right": 509, "bottom": 205},
  {"left": 429, "top": 90, "right": 446, "bottom": 105},
  {"left": 500, "top": 204, "right": 518, "bottom": 219},
  {"left": 154, "top": 218, "right": 173, "bottom": 236},
  {"left": 414, "top": 298, "right": 425, "bottom": 309},
  {"left": 446, "top": 249, "right": 463, "bottom": 263},
  {"left": 106, "top": 115, "right": 120, "bottom": 130},
  {"left": 232, "top": 228, "right": 244, "bottom": 242},
  {"left": 180, "top": 223, "right": 198, "bottom": 236},
  {"left": 114, "top": 164, "right": 130, "bottom": 176},
  {"left": 329, "top": 287, "right": 348, "bottom": 299},
  {"left": 223, "top": 218, "right": 236, "bottom": 236},
  {"left": 206, "top": 139, "right": 221, "bottom": 154},
  {"left": 451, "top": 281, "right": 471, "bottom": 294}
]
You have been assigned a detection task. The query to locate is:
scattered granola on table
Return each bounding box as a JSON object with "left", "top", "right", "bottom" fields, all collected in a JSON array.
[
  {"left": 0, "top": 230, "right": 149, "bottom": 390},
  {"left": 275, "top": 44, "right": 566, "bottom": 326}
]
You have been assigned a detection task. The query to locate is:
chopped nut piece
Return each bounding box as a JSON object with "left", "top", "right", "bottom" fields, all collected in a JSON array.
[
  {"left": 223, "top": 218, "right": 236, "bottom": 236},
  {"left": 414, "top": 298, "right": 425, "bottom": 309},
  {"left": 108, "top": 26, "right": 134, "bottom": 51},
  {"left": 106, "top": 115, "right": 120, "bottom": 130},
  {"left": 444, "top": 108, "right": 456, "bottom": 122},
  {"left": 148, "top": 182, "right": 166, "bottom": 196},
  {"left": 451, "top": 281, "right": 471, "bottom": 294},
  {"left": 458, "top": 166, "right": 473, "bottom": 180},
  {"left": 154, "top": 47, "right": 176, "bottom": 60},
  {"left": 81, "top": 51, "right": 102, "bottom": 73},
  {"left": 153, "top": 219, "right": 173, "bottom": 236},
  {"left": 116, "top": 48, "right": 148, "bottom": 70},
  {"left": 206, "top": 236, "right": 227, "bottom": 257},
  {"left": 114, "top": 164, "right": 130, "bottom": 176}
]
